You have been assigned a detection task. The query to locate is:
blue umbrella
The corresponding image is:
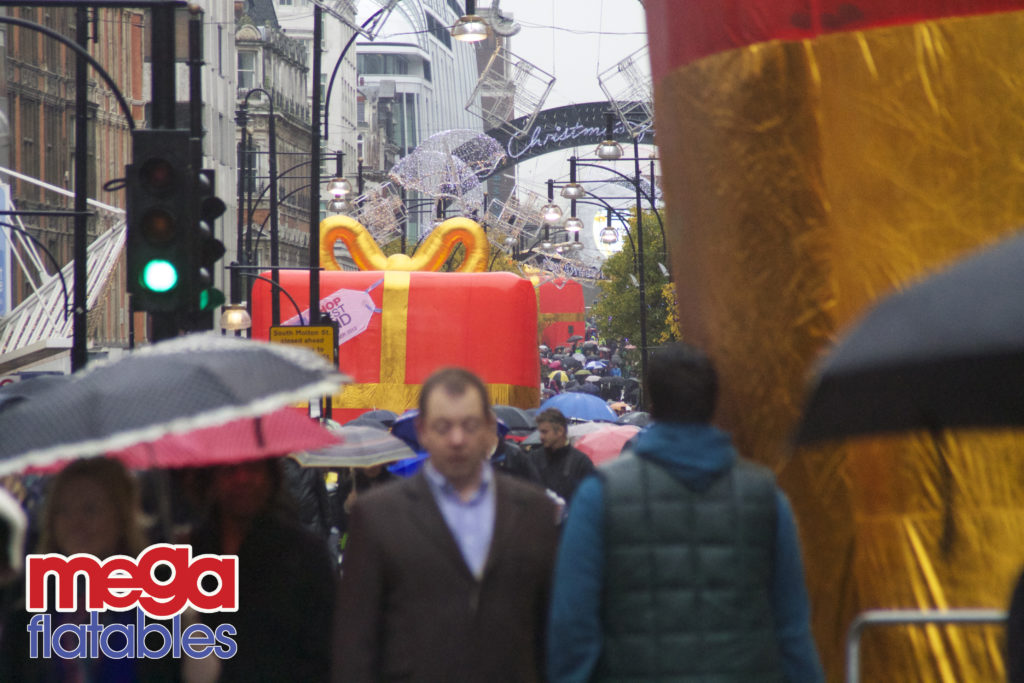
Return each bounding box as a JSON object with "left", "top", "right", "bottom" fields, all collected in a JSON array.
[
  {"left": 386, "top": 410, "right": 510, "bottom": 477},
  {"left": 539, "top": 392, "right": 617, "bottom": 422}
]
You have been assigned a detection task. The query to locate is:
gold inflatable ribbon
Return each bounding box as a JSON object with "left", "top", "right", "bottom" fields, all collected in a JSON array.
[{"left": 319, "top": 215, "right": 490, "bottom": 272}]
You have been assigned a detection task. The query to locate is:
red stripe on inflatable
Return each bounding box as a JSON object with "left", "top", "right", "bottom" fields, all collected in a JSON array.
[{"left": 646, "top": 0, "right": 1024, "bottom": 83}]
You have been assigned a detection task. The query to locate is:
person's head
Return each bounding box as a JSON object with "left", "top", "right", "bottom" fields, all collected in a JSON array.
[
  {"left": 535, "top": 408, "right": 569, "bottom": 451},
  {"left": 416, "top": 367, "right": 496, "bottom": 490},
  {"left": 38, "top": 458, "right": 147, "bottom": 558},
  {"left": 208, "top": 458, "right": 285, "bottom": 523},
  {"left": 645, "top": 342, "right": 718, "bottom": 423}
]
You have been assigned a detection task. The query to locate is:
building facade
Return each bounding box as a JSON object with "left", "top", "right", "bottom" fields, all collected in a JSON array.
[
  {"left": 235, "top": 12, "right": 312, "bottom": 274},
  {"left": 0, "top": 6, "right": 144, "bottom": 353}
]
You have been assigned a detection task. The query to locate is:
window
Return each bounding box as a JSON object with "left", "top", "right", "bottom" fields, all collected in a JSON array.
[
  {"left": 425, "top": 13, "right": 452, "bottom": 49},
  {"left": 217, "top": 26, "right": 223, "bottom": 75},
  {"left": 357, "top": 99, "right": 365, "bottom": 124},
  {"left": 358, "top": 54, "right": 409, "bottom": 76},
  {"left": 423, "top": 60, "right": 432, "bottom": 82},
  {"left": 238, "top": 51, "right": 256, "bottom": 90}
]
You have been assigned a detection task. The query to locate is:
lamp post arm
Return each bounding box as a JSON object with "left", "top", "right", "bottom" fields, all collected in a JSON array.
[
  {"left": 0, "top": 16, "right": 135, "bottom": 131},
  {"left": 324, "top": 7, "right": 390, "bottom": 142},
  {"left": 574, "top": 159, "right": 665, "bottom": 241},
  {"left": 238, "top": 270, "right": 306, "bottom": 325},
  {"left": 574, "top": 198, "right": 636, "bottom": 262},
  {"left": 0, "top": 221, "right": 71, "bottom": 321},
  {"left": 243, "top": 158, "right": 316, "bottom": 219}
]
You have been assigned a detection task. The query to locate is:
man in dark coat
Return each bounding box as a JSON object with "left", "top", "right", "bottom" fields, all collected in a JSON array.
[
  {"left": 489, "top": 423, "right": 544, "bottom": 485},
  {"left": 531, "top": 407, "right": 595, "bottom": 502},
  {"left": 333, "top": 367, "right": 559, "bottom": 683}
]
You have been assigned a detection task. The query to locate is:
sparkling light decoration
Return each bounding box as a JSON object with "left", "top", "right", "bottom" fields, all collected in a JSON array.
[
  {"left": 351, "top": 181, "right": 405, "bottom": 242},
  {"left": 467, "top": 46, "right": 555, "bottom": 138},
  {"left": 598, "top": 45, "right": 654, "bottom": 138},
  {"left": 389, "top": 150, "right": 485, "bottom": 212},
  {"left": 484, "top": 185, "right": 548, "bottom": 251}
]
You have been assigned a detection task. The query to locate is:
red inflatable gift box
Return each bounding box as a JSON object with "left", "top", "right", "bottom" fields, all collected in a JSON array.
[{"left": 251, "top": 217, "right": 540, "bottom": 423}]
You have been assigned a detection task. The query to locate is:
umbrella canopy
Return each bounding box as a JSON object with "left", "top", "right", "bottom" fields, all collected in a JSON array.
[
  {"left": 360, "top": 409, "right": 399, "bottom": 428},
  {"left": 521, "top": 420, "right": 619, "bottom": 447},
  {"left": 548, "top": 370, "right": 569, "bottom": 386},
  {"left": 796, "top": 231, "right": 1024, "bottom": 444},
  {"left": 345, "top": 414, "right": 390, "bottom": 430},
  {"left": 539, "top": 392, "right": 617, "bottom": 422},
  {"left": 586, "top": 360, "right": 607, "bottom": 371},
  {"left": 291, "top": 425, "right": 416, "bottom": 468},
  {"left": 574, "top": 424, "right": 641, "bottom": 465},
  {"left": 493, "top": 405, "right": 536, "bottom": 432},
  {"left": 568, "top": 335, "right": 584, "bottom": 342},
  {"left": 0, "top": 334, "right": 347, "bottom": 475},
  {"left": 617, "top": 411, "right": 652, "bottom": 427},
  {"left": 103, "top": 408, "right": 340, "bottom": 471}
]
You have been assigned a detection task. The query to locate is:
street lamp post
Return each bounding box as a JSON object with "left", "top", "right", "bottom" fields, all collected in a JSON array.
[
  {"left": 574, "top": 123, "right": 660, "bottom": 385},
  {"left": 237, "top": 87, "right": 280, "bottom": 323}
]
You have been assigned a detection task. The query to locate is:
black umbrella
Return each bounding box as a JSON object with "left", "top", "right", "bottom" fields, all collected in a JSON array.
[
  {"left": 493, "top": 405, "right": 536, "bottom": 432},
  {"left": 796, "top": 231, "right": 1024, "bottom": 444},
  {"left": 360, "top": 409, "right": 399, "bottom": 428},
  {"left": 0, "top": 334, "right": 347, "bottom": 474},
  {"left": 345, "top": 414, "right": 390, "bottom": 431},
  {"left": 617, "top": 411, "right": 652, "bottom": 427}
]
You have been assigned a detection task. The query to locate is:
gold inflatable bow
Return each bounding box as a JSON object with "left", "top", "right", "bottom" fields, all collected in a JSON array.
[{"left": 319, "top": 215, "right": 490, "bottom": 272}]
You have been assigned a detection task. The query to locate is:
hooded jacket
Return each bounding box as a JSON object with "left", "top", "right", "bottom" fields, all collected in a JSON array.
[{"left": 546, "top": 422, "right": 824, "bottom": 683}]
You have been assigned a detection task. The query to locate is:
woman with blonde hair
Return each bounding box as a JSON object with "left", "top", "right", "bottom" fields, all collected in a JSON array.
[{"left": 0, "top": 457, "right": 176, "bottom": 682}]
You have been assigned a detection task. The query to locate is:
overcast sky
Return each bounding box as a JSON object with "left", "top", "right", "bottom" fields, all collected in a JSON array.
[{"left": 495, "top": 0, "right": 651, "bottom": 195}]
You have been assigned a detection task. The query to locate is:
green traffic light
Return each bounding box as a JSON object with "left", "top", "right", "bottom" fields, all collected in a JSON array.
[
  {"left": 141, "top": 259, "right": 178, "bottom": 293},
  {"left": 199, "top": 288, "right": 225, "bottom": 311}
]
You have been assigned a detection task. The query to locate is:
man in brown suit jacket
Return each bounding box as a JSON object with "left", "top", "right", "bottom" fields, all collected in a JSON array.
[{"left": 333, "top": 367, "right": 558, "bottom": 683}]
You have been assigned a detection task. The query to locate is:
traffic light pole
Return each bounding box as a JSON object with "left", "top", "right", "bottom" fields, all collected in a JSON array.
[
  {"left": 148, "top": 1, "right": 178, "bottom": 343},
  {"left": 71, "top": 7, "right": 89, "bottom": 371}
]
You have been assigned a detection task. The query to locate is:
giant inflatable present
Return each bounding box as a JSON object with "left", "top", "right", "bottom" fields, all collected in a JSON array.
[
  {"left": 646, "top": 0, "right": 1024, "bottom": 679},
  {"left": 535, "top": 277, "right": 585, "bottom": 349},
  {"left": 251, "top": 217, "right": 539, "bottom": 424}
]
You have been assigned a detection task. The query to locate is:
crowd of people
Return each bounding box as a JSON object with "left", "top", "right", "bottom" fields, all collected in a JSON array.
[
  {"left": 539, "top": 327, "right": 642, "bottom": 408},
  {"left": 0, "top": 343, "right": 826, "bottom": 682}
]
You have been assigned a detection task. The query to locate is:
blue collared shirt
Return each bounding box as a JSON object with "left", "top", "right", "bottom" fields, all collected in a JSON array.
[{"left": 423, "top": 461, "right": 496, "bottom": 579}]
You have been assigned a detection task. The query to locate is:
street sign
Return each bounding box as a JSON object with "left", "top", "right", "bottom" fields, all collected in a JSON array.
[{"left": 269, "top": 325, "right": 337, "bottom": 366}]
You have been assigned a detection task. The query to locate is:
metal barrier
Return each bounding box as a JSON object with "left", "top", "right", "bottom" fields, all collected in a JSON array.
[{"left": 846, "top": 608, "right": 1007, "bottom": 683}]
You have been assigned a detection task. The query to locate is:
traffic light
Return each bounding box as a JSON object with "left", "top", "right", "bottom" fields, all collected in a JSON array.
[
  {"left": 126, "top": 129, "right": 192, "bottom": 312},
  {"left": 192, "top": 169, "right": 227, "bottom": 312}
]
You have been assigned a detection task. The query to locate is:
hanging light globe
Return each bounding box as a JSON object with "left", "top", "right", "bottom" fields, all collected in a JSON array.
[
  {"left": 219, "top": 303, "right": 252, "bottom": 331},
  {"left": 327, "top": 198, "right": 352, "bottom": 214},
  {"left": 563, "top": 216, "right": 585, "bottom": 233},
  {"left": 326, "top": 176, "right": 353, "bottom": 199},
  {"left": 541, "top": 240, "right": 553, "bottom": 251},
  {"left": 571, "top": 240, "right": 584, "bottom": 250},
  {"left": 600, "top": 226, "right": 619, "bottom": 244},
  {"left": 451, "top": 14, "right": 490, "bottom": 42},
  {"left": 503, "top": 236, "right": 517, "bottom": 246},
  {"left": 560, "top": 182, "right": 586, "bottom": 199},
  {"left": 540, "top": 202, "right": 563, "bottom": 223},
  {"left": 594, "top": 139, "right": 624, "bottom": 161}
]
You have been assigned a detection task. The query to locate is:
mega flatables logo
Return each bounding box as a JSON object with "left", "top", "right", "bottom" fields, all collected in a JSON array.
[{"left": 25, "top": 544, "right": 238, "bottom": 660}]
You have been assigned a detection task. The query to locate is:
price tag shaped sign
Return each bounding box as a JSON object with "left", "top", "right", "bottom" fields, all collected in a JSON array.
[
  {"left": 281, "top": 280, "right": 382, "bottom": 346},
  {"left": 321, "top": 288, "right": 378, "bottom": 345}
]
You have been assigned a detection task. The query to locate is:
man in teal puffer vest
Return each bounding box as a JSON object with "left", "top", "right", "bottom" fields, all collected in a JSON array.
[{"left": 547, "top": 342, "right": 824, "bottom": 682}]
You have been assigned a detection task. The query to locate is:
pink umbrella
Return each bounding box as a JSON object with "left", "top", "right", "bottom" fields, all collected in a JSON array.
[
  {"left": 573, "top": 424, "right": 640, "bottom": 466},
  {"left": 25, "top": 408, "right": 341, "bottom": 473}
]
